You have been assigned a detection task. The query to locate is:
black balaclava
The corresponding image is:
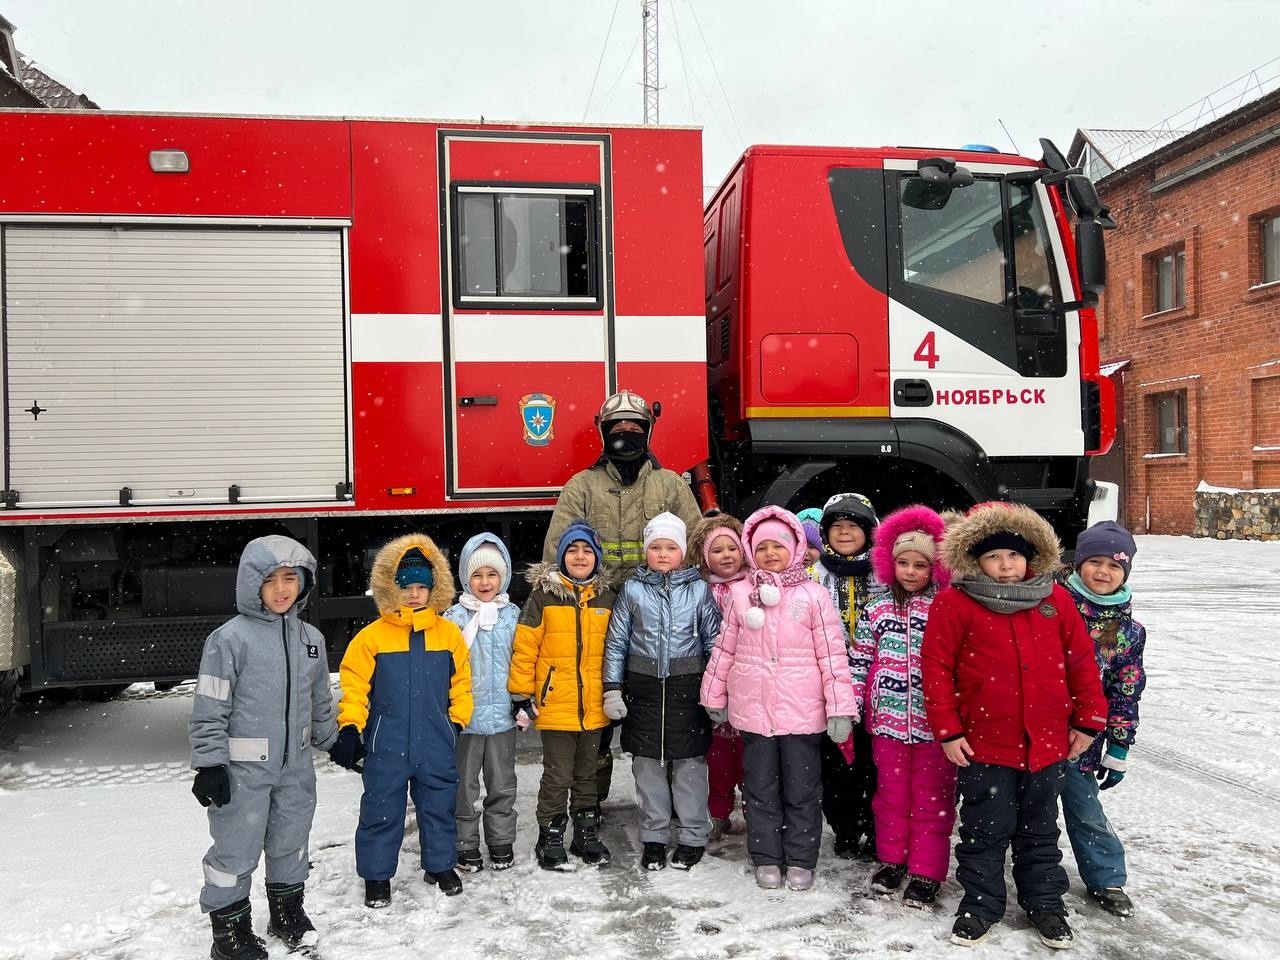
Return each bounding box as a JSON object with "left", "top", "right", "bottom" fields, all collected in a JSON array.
[{"left": 604, "top": 421, "right": 650, "bottom": 485}]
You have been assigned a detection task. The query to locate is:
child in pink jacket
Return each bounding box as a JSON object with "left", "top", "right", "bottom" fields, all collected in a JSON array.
[
  {"left": 701, "top": 506, "right": 857, "bottom": 892},
  {"left": 851, "top": 505, "right": 954, "bottom": 908}
]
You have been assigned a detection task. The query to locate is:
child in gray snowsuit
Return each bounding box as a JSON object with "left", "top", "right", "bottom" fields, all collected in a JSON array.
[{"left": 190, "top": 535, "right": 338, "bottom": 960}]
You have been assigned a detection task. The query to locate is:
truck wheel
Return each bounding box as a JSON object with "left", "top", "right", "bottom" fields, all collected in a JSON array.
[{"left": 0, "top": 669, "right": 19, "bottom": 731}]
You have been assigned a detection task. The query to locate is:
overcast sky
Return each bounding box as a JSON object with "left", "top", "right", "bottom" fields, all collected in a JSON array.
[{"left": 5, "top": 0, "right": 1279, "bottom": 186}]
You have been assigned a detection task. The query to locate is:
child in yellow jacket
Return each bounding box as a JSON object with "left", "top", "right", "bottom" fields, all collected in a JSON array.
[
  {"left": 332, "top": 533, "right": 472, "bottom": 907},
  {"left": 510, "top": 520, "right": 617, "bottom": 870}
]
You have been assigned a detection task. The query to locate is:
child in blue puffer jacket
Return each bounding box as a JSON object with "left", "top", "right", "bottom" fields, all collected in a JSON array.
[
  {"left": 443, "top": 533, "right": 521, "bottom": 873},
  {"left": 1061, "top": 521, "right": 1147, "bottom": 919}
]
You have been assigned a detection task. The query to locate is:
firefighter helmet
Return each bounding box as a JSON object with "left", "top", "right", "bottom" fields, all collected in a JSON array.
[{"left": 595, "top": 390, "right": 657, "bottom": 445}]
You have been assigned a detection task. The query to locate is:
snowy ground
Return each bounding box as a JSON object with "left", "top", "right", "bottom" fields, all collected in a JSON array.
[{"left": 2, "top": 535, "right": 1279, "bottom": 960}]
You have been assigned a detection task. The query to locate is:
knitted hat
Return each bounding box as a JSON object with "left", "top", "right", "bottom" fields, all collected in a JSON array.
[
  {"left": 463, "top": 544, "right": 509, "bottom": 586},
  {"left": 892, "top": 530, "right": 936, "bottom": 562},
  {"left": 643, "top": 511, "right": 687, "bottom": 556},
  {"left": 795, "top": 508, "right": 824, "bottom": 550},
  {"left": 749, "top": 518, "right": 796, "bottom": 563},
  {"left": 821, "top": 492, "right": 879, "bottom": 541},
  {"left": 1074, "top": 521, "right": 1137, "bottom": 583},
  {"left": 556, "top": 520, "right": 603, "bottom": 579},
  {"left": 970, "top": 530, "right": 1036, "bottom": 561},
  {"left": 395, "top": 547, "right": 436, "bottom": 588}
]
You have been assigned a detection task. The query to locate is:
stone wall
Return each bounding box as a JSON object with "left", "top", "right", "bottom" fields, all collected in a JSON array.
[{"left": 1193, "top": 489, "right": 1280, "bottom": 540}]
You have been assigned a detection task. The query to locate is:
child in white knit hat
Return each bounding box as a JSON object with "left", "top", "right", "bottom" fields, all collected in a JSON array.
[
  {"left": 603, "top": 511, "right": 722, "bottom": 871},
  {"left": 442, "top": 532, "right": 521, "bottom": 873}
]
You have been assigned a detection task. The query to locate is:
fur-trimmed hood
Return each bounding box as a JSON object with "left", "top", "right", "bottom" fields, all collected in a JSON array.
[
  {"left": 524, "top": 561, "right": 622, "bottom": 602},
  {"left": 870, "top": 504, "right": 951, "bottom": 590},
  {"left": 942, "top": 502, "right": 1062, "bottom": 580},
  {"left": 688, "top": 511, "right": 745, "bottom": 575},
  {"left": 370, "top": 532, "right": 456, "bottom": 615}
]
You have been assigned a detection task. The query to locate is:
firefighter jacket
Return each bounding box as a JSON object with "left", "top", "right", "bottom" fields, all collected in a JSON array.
[
  {"left": 541, "top": 458, "right": 703, "bottom": 569},
  {"left": 510, "top": 563, "right": 618, "bottom": 732},
  {"left": 190, "top": 535, "right": 339, "bottom": 772},
  {"left": 336, "top": 534, "right": 473, "bottom": 754},
  {"left": 603, "top": 565, "right": 722, "bottom": 761}
]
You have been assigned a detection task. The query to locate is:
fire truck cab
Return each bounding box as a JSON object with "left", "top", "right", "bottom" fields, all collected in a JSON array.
[{"left": 703, "top": 142, "right": 1115, "bottom": 536}]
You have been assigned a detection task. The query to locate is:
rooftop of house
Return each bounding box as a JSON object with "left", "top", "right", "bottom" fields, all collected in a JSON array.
[{"left": 0, "top": 14, "right": 99, "bottom": 109}]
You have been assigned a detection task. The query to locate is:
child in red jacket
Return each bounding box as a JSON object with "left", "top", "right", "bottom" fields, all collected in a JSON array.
[{"left": 922, "top": 503, "right": 1106, "bottom": 950}]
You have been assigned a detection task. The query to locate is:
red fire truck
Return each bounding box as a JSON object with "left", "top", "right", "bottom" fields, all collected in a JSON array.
[
  {"left": 703, "top": 141, "right": 1116, "bottom": 532},
  {"left": 0, "top": 110, "right": 1113, "bottom": 722}
]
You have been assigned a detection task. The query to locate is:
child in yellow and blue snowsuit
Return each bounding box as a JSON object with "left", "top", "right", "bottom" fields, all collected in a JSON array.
[{"left": 332, "top": 533, "right": 473, "bottom": 907}]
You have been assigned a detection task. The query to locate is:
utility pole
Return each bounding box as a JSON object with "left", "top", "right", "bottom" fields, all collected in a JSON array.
[{"left": 642, "top": 0, "right": 659, "bottom": 124}]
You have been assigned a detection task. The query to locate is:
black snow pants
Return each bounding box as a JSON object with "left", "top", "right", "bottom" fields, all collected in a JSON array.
[{"left": 954, "top": 759, "right": 1069, "bottom": 924}]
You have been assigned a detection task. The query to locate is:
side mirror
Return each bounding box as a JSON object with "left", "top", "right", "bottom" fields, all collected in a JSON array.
[
  {"left": 903, "top": 157, "right": 976, "bottom": 210},
  {"left": 1065, "top": 174, "right": 1117, "bottom": 229},
  {"left": 1039, "top": 137, "right": 1070, "bottom": 174},
  {"left": 1076, "top": 218, "right": 1106, "bottom": 305}
]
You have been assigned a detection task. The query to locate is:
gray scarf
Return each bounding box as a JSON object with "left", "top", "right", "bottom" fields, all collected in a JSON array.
[{"left": 957, "top": 572, "right": 1055, "bottom": 613}]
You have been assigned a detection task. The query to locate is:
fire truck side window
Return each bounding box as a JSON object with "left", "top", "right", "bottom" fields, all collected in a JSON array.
[
  {"left": 455, "top": 187, "right": 599, "bottom": 304},
  {"left": 1007, "top": 181, "right": 1059, "bottom": 310},
  {"left": 899, "top": 177, "right": 1005, "bottom": 305}
]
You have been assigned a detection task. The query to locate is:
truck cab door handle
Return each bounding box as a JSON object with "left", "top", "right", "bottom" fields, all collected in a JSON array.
[
  {"left": 458, "top": 396, "right": 498, "bottom": 407},
  {"left": 893, "top": 379, "right": 934, "bottom": 407}
]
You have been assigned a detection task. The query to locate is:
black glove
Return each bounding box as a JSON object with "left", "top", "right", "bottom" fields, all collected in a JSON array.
[
  {"left": 328, "top": 724, "right": 366, "bottom": 771},
  {"left": 192, "top": 764, "right": 231, "bottom": 808}
]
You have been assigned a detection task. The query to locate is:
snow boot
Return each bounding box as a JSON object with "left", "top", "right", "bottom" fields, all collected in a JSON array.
[
  {"left": 833, "top": 834, "right": 859, "bottom": 859},
  {"left": 363, "top": 879, "right": 391, "bottom": 909},
  {"left": 1027, "top": 908, "right": 1074, "bottom": 949},
  {"left": 641, "top": 842, "right": 668, "bottom": 871},
  {"left": 670, "top": 844, "right": 704, "bottom": 870},
  {"left": 569, "top": 807, "right": 611, "bottom": 864},
  {"left": 1089, "top": 887, "right": 1134, "bottom": 918},
  {"left": 536, "top": 814, "right": 570, "bottom": 870},
  {"left": 754, "top": 865, "right": 783, "bottom": 889},
  {"left": 456, "top": 848, "right": 483, "bottom": 873},
  {"left": 210, "top": 898, "right": 268, "bottom": 960},
  {"left": 901, "top": 875, "right": 940, "bottom": 908},
  {"left": 870, "top": 862, "right": 908, "bottom": 894},
  {"left": 265, "top": 882, "right": 318, "bottom": 953},
  {"left": 488, "top": 844, "right": 515, "bottom": 871},
  {"left": 950, "top": 912, "right": 992, "bottom": 946},
  {"left": 423, "top": 868, "right": 463, "bottom": 896},
  {"left": 784, "top": 866, "right": 815, "bottom": 891}
]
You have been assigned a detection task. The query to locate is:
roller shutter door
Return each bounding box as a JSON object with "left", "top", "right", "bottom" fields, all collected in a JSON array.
[{"left": 2, "top": 226, "right": 348, "bottom": 509}]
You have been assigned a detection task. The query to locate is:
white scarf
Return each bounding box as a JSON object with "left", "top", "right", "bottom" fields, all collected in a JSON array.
[{"left": 457, "top": 591, "right": 511, "bottom": 649}]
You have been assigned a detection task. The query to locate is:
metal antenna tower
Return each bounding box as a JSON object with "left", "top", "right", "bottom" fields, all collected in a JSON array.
[{"left": 642, "top": 0, "right": 659, "bottom": 124}]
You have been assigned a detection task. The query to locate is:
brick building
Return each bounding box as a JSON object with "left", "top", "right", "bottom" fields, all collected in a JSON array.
[{"left": 1070, "top": 89, "right": 1280, "bottom": 535}]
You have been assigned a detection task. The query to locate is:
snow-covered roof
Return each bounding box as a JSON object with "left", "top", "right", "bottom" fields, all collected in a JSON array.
[
  {"left": 1099, "top": 359, "right": 1132, "bottom": 377},
  {"left": 15, "top": 51, "right": 98, "bottom": 109},
  {"left": 1070, "top": 128, "right": 1191, "bottom": 182}
]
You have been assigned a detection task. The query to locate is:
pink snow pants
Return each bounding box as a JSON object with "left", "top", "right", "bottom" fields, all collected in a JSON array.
[
  {"left": 871, "top": 735, "right": 958, "bottom": 882},
  {"left": 707, "top": 731, "right": 745, "bottom": 820}
]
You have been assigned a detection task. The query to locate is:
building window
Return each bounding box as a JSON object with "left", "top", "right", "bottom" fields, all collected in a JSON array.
[
  {"left": 454, "top": 186, "right": 599, "bottom": 306},
  {"left": 1261, "top": 216, "right": 1280, "bottom": 286},
  {"left": 1151, "top": 247, "right": 1185, "bottom": 312},
  {"left": 1152, "top": 390, "right": 1187, "bottom": 454}
]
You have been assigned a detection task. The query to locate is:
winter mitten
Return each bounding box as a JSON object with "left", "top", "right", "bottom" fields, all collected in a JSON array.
[
  {"left": 328, "top": 724, "right": 365, "bottom": 771},
  {"left": 192, "top": 764, "right": 231, "bottom": 808},
  {"left": 826, "top": 715, "right": 853, "bottom": 745},
  {"left": 602, "top": 689, "right": 628, "bottom": 721},
  {"left": 1097, "top": 742, "right": 1128, "bottom": 791},
  {"left": 706, "top": 706, "right": 728, "bottom": 725},
  {"left": 511, "top": 698, "right": 538, "bottom": 729}
]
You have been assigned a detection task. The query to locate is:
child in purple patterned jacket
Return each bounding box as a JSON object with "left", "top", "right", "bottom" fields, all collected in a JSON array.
[
  {"left": 1060, "top": 521, "right": 1147, "bottom": 919},
  {"left": 851, "top": 505, "right": 954, "bottom": 908}
]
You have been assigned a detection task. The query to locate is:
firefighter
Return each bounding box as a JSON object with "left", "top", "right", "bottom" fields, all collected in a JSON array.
[{"left": 541, "top": 390, "right": 704, "bottom": 815}]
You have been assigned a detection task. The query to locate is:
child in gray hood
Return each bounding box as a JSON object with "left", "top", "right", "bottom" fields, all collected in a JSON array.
[{"left": 189, "top": 535, "right": 338, "bottom": 960}]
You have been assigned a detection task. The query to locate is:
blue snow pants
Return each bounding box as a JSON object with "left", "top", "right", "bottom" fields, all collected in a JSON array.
[{"left": 354, "top": 640, "right": 461, "bottom": 880}]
